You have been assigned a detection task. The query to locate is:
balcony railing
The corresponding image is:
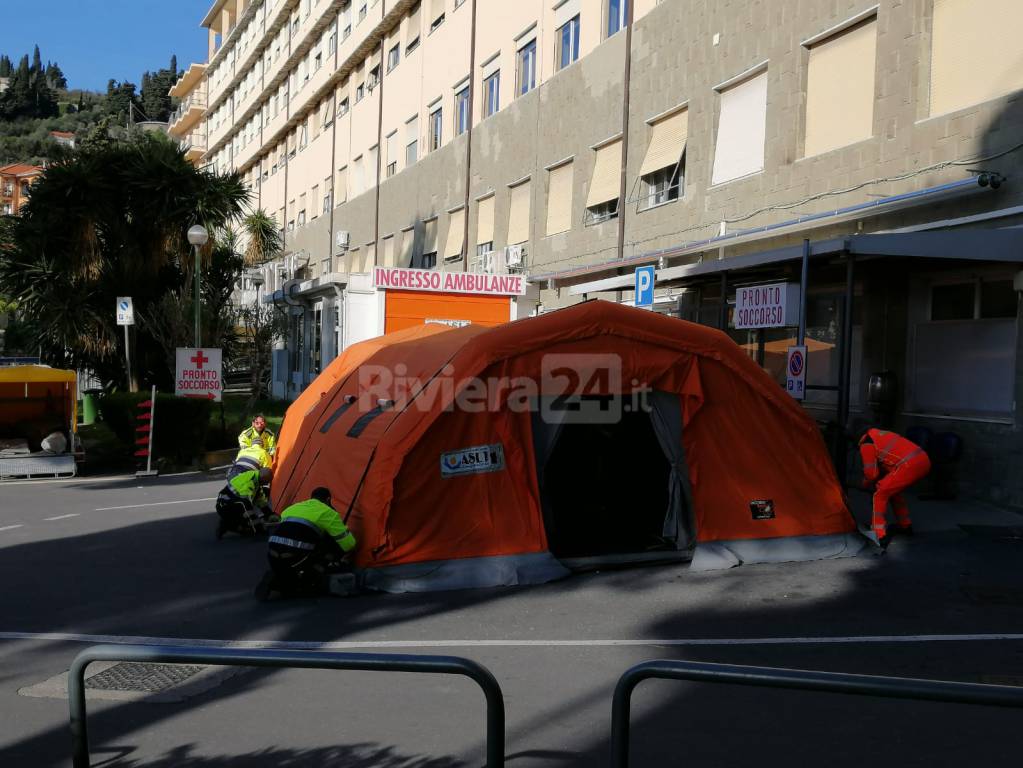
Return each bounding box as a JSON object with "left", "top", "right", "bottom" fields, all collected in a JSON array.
[{"left": 170, "top": 91, "right": 208, "bottom": 126}]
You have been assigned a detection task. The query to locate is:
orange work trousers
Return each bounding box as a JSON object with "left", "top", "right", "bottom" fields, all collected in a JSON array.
[{"left": 872, "top": 453, "right": 931, "bottom": 538}]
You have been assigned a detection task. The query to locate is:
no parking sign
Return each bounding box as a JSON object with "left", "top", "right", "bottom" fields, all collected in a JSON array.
[{"left": 786, "top": 345, "right": 806, "bottom": 400}]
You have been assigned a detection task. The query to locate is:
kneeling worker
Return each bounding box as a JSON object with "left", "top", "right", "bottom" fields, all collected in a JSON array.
[
  {"left": 859, "top": 428, "right": 931, "bottom": 548},
  {"left": 256, "top": 487, "right": 357, "bottom": 600},
  {"left": 230, "top": 444, "right": 272, "bottom": 480},
  {"left": 216, "top": 465, "right": 276, "bottom": 538}
]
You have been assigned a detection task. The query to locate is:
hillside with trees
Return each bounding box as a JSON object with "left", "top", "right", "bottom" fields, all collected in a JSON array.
[{"left": 0, "top": 47, "right": 183, "bottom": 165}]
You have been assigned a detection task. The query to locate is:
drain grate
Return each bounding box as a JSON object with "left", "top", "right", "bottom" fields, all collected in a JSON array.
[{"left": 85, "top": 662, "right": 206, "bottom": 693}]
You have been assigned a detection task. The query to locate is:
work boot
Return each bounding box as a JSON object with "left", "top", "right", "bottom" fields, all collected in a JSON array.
[{"left": 878, "top": 533, "right": 892, "bottom": 551}]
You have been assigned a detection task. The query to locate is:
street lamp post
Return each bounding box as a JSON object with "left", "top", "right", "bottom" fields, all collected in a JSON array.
[
  {"left": 187, "top": 224, "right": 209, "bottom": 348},
  {"left": 250, "top": 272, "right": 265, "bottom": 399}
]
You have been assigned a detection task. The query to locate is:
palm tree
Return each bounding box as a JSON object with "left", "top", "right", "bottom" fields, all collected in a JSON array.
[
  {"left": 0, "top": 131, "right": 249, "bottom": 388},
  {"left": 241, "top": 209, "right": 283, "bottom": 266}
]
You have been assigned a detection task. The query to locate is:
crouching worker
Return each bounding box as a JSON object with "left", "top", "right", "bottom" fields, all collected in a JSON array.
[
  {"left": 215, "top": 466, "right": 276, "bottom": 539},
  {"left": 230, "top": 445, "right": 272, "bottom": 479},
  {"left": 859, "top": 428, "right": 931, "bottom": 549},
  {"left": 254, "top": 487, "right": 357, "bottom": 601}
]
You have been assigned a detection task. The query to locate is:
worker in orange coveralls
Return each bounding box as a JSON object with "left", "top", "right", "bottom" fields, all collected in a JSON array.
[{"left": 859, "top": 428, "right": 931, "bottom": 548}]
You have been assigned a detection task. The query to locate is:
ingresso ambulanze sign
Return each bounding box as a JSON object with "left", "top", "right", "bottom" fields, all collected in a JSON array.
[
  {"left": 373, "top": 266, "right": 527, "bottom": 296},
  {"left": 733, "top": 282, "right": 801, "bottom": 330}
]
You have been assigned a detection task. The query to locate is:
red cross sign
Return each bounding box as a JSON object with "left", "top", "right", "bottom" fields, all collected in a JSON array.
[{"left": 175, "top": 348, "right": 223, "bottom": 402}]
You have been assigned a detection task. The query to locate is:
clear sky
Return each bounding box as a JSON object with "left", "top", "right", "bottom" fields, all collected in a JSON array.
[{"left": 0, "top": 0, "right": 214, "bottom": 92}]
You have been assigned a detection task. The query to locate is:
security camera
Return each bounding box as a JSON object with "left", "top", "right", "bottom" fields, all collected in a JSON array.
[{"left": 977, "top": 173, "right": 989, "bottom": 187}]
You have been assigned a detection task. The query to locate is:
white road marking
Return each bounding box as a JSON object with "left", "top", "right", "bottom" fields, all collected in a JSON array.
[
  {"left": 44, "top": 514, "right": 80, "bottom": 521},
  {"left": 0, "top": 525, "right": 24, "bottom": 532},
  {"left": 1, "top": 470, "right": 208, "bottom": 487},
  {"left": 1, "top": 631, "right": 1023, "bottom": 649},
  {"left": 93, "top": 498, "right": 216, "bottom": 512}
]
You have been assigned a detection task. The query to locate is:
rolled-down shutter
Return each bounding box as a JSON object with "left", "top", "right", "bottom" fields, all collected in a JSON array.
[
  {"left": 382, "top": 235, "right": 395, "bottom": 266},
  {"left": 640, "top": 109, "right": 688, "bottom": 177},
  {"left": 804, "top": 18, "right": 877, "bottom": 157},
  {"left": 445, "top": 207, "right": 465, "bottom": 258},
  {"left": 506, "top": 180, "right": 531, "bottom": 245},
  {"left": 585, "top": 139, "right": 622, "bottom": 208},
  {"left": 545, "top": 162, "right": 574, "bottom": 236},
  {"left": 477, "top": 195, "right": 495, "bottom": 245},
  {"left": 399, "top": 228, "right": 415, "bottom": 265},
  {"left": 423, "top": 218, "right": 438, "bottom": 254},
  {"left": 711, "top": 69, "right": 767, "bottom": 185}
]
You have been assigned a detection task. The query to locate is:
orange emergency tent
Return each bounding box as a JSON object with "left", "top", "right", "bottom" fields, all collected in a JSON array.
[{"left": 273, "top": 301, "right": 860, "bottom": 593}]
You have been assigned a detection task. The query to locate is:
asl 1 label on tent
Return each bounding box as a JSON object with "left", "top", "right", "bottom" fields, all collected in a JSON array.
[
  {"left": 750, "top": 500, "right": 776, "bottom": 520},
  {"left": 440, "top": 444, "right": 506, "bottom": 478}
]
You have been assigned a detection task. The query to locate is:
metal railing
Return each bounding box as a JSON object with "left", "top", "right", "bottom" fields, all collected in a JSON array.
[
  {"left": 69, "top": 644, "right": 505, "bottom": 768},
  {"left": 610, "top": 659, "right": 1023, "bottom": 767}
]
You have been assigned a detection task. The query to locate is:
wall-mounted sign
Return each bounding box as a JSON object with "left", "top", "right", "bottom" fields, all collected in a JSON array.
[
  {"left": 374, "top": 266, "right": 526, "bottom": 296},
  {"left": 786, "top": 345, "right": 807, "bottom": 401},
  {"left": 733, "top": 282, "right": 800, "bottom": 329}
]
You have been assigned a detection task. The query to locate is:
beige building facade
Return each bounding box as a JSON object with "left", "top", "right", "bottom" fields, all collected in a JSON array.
[{"left": 186, "top": 0, "right": 1023, "bottom": 502}]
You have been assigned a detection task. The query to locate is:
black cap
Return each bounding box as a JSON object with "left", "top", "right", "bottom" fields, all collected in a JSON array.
[{"left": 311, "top": 487, "right": 331, "bottom": 504}]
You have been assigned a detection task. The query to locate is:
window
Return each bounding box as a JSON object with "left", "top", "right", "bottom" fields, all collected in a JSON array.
[
  {"left": 355, "top": 82, "right": 365, "bottom": 102},
  {"left": 639, "top": 108, "right": 688, "bottom": 209},
  {"left": 323, "top": 176, "right": 333, "bottom": 212},
  {"left": 386, "top": 131, "right": 398, "bottom": 177},
  {"left": 455, "top": 86, "right": 469, "bottom": 135},
  {"left": 711, "top": 68, "right": 768, "bottom": 185},
  {"left": 556, "top": 15, "right": 580, "bottom": 71},
  {"left": 299, "top": 123, "right": 308, "bottom": 149},
  {"left": 507, "top": 179, "right": 531, "bottom": 245},
  {"left": 429, "top": 106, "right": 442, "bottom": 151},
  {"left": 406, "top": 115, "right": 419, "bottom": 165},
  {"left": 476, "top": 195, "right": 495, "bottom": 250},
  {"left": 930, "top": 280, "right": 1016, "bottom": 322},
  {"left": 516, "top": 40, "right": 537, "bottom": 96},
  {"left": 359, "top": 3, "right": 367, "bottom": 22},
  {"left": 329, "top": 30, "right": 337, "bottom": 55},
  {"left": 642, "top": 163, "right": 683, "bottom": 209},
  {"left": 406, "top": 36, "right": 421, "bottom": 54},
  {"left": 431, "top": 0, "right": 445, "bottom": 32},
  {"left": 910, "top": 276, "right": 1018, "bottom": 416},
  {"left": 323, "top": 99, "right": 334, "bottom": 129},
  {"left": 584, "top": 139, "right": 621, "bottom": 224},
  {"left": 545, "top": 161, "right": 573, "bottom": 236},
  {"left": 315, "top": 52, "right": 323, "bottom": 72},
  {"left": 368, "top": 64, "right": 380, "bottom": 88},
  {"left": 483, "top": 71, "right": 500, "bottom": 117},
  {"left": 607, "top": 0, "right": 629, "bottom": 37},
  {"left": 930, "top": 0, "right": 1023, "bottom": 117},
  {"left": 444, "top": 208, "right": 465, "bottom": 260},
  {"left": 311, "top": 186, "right": 319, "bottom": 218},
  {"left": 337, "top": 166, "right": 348, "bottom": 203},
  {"left": 338, "top": 97, "right": 349, "bottom": 116},
  {"left": 421, "top": 217, "right": 438, "bottom": 269},
  {"left": 388, "top": 44, "right": 400, "bottom": 71},
  {"left": 803, "top": 17, "right": 877, "bottom": 157}
]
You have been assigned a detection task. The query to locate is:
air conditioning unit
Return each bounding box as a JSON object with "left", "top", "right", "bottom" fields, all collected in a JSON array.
[
  {"left": 504, "top": 244, "right": 527, "bottom": 271},
  {"left": 335, "top": 230, "right": 350, "bottom": 250}
]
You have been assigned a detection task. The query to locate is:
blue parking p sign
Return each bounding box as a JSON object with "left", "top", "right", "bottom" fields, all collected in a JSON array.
[{"left": 635, "top": 266, "right": 655, "bottom": 309}]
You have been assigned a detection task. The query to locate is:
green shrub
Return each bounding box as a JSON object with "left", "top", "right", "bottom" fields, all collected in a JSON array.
[{"left": 99, "top": 392, "right": 212, "bottom": 465}]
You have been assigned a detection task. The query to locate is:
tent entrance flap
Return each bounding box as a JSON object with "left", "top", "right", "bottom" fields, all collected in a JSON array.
[{"left": 533, "top": 401, "right": 684, "bottom": 560}]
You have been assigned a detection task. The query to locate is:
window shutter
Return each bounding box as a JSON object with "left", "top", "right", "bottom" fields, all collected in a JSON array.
[
  {"left": 930, "top": 0, "right": 1023, "bottom": 116},
  {"left": 555, "top": 0, "right": 581, "bottom": 28},
  {"left": 337, "top": 166, "right": 348, "bottom": 202},
  {"left": 804, "top": 18, "right": 877, "bottom": 157},
  {"left": 477, "top": 195, "right": 495, "bottom": 245},
  {"left": 365, "top": 242, "right": 376, "bottom": 269},
  {"left": 506, "top": 180, "right": 531, "bottom": 245},
  {"left": 382, "top": 236, "right": 395, "bottom": 266},
  {"left": 406, "top": 115, "right": 419, "bottom": 145},
  {"left": 585, "top": 139, "right": 622, "bottom": 208},
  {"left": 545, "top": 162, "right": 574, "bottom": 236},
  {"left": 711, "top": 69, "right": 768, "bottom": 185},
  {"left": 386, "top": 132, "right": 397, "bottom": 166},
  {"left": 431, "top": 0, "right": 445, "bottom": 22},
  {"left": 640, "top": 109, "right": 688, "bottom": 177},
  {"left": 400, "top": 228, "right": 415, "bottom": 265},
  {"left": 445, "top": 208, "right": 465, "bottom": 258},
  {"left": 407, "top": 3, "right": 421, "bottom": 39},
  {"left": 423, "top": 218, "right": 439, "bottom": 253}
]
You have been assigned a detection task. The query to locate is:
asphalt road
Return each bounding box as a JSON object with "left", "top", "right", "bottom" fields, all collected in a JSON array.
[{"left": 2, "top": 473, "right": 1023, "bottom": 766}]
